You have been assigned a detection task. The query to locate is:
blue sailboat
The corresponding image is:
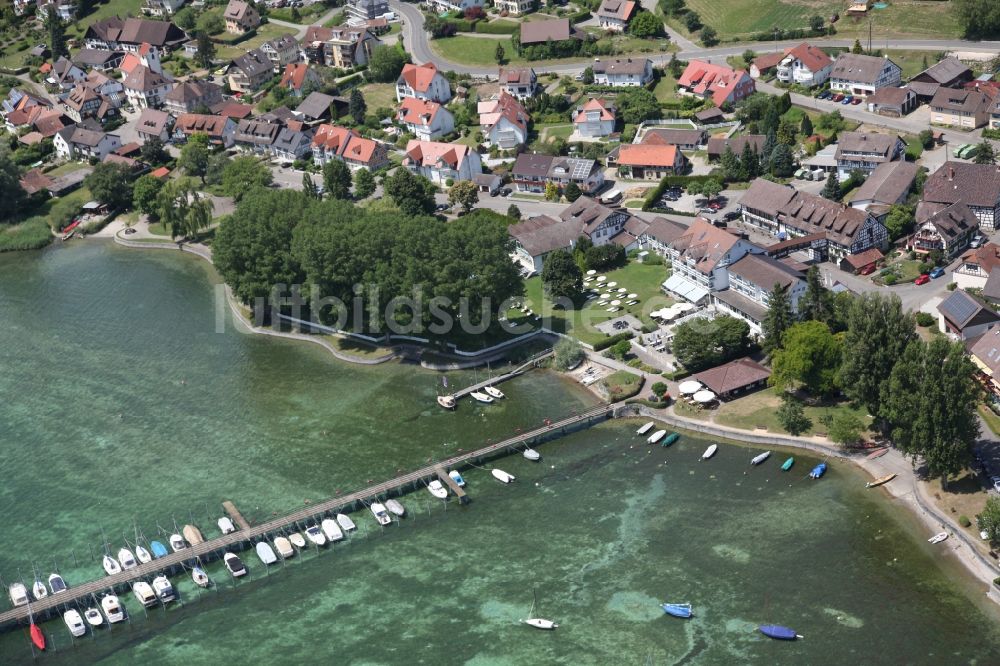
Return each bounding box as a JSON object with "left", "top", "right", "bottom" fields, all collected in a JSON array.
[
  {"left": 661, "top": 602, "right": 692, "bottom": 619},
  {"left": 150, "top": 541, "right": 169, "bottom": 559},
  {"left": 810, "top": 463, "right": 827, "bottom": 479},
  {"left": 759, "top": 624, "right": 802, "bottom": 640}
]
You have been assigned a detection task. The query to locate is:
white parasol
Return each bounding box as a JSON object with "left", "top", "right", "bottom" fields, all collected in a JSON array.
[
  {"left": 607, "top": 281, "right": 618, "bottom": 287},
  {"left": 693, "top": 390, "right": 716, "bottom": 404},
  {"left": 587, "top": 269, "right": 597, "bottom": 275},
  {"left": 627, "top": 293, "right": 638, "bottom": 299},
  {"left": 597, "top": 276, "right": 607, "bottom": 282},
  {"left": 610, "top": 299, "right": 621, "bottom": 306},
  {"left": 678, "top": 380, "right": 703, "bottom": 395}
]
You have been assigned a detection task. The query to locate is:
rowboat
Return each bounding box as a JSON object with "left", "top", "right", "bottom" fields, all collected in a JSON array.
[
  {"left": 484, "top": 386, "right": 505, "bottom": 399},
  {"left": 636, "top": 421, "right": 655, "bottom": 435},
  {"left": 182, "top": 524, "right": 204, "bottom": 546},
  {"left": 702, "top": 444, "right": 717, "bottom": 460},
  {"left": 470, "top": 391, "right": 494, "bottom": 404},
  {"left": 150, "top": 541, "right": 168, "bottom": 558},
  {"left": 192, "top": 567, "right": 210, "bottom": 587},
  {"left": 274, "top": 537, "right": 294, "bottom": 559},
  {"left": 30, "top": 622, "right": 45, "bottom": 650},
  {"left": 928, "top": 532, "right": 948, "bottom": 544},
  {"left": 647, "top": 430, "right": 667, "bottom": 445},
  {"left": 866, "top": 473, "right": 896, "bottom": 488},
  {"left": 437, "top": 395, "right": 456, "bottom": 410},
  {"left": 524, "top": 618, "right": 558, "bottom": 630},
  {"left": 662, "top": 432, "right": 679, "bottom": 447},
  {"left": 448, "top": 470, "right": 466, "bottom": 487},
  {"left": 750, "top": 451, "right": 771, "bottom": 466},
  {"left": 661, "top": 603, "right": 692, "bottom": 619},
  {"left": 759, "top": 624, "right": 801, "bottom": 640},
  {"left": 336, "top": 513, "right": 357, "bottom": 531},
  {"left": 809, "top": 463, "right": 827, "bottom": 479},
  {"left": 866, "top": 447, "right": 890, "bottom": 460},
  {"left": 781, "top": 457, "right": 794, "bottom": 471},
  {"left": 385, "top": 500, "right": 405, "bottom": 517},
  {"left": 523, "top": 447, "right": 541, "bottom": 461},
  {"left": 492, "top": 469, "right": 515, "bottom": 484},
  {"left": 428, "top": 480, "right": 448, "bottom": 499}
]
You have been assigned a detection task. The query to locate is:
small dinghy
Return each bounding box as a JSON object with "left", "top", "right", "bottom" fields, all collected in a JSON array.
[
  {"left": 150, "top": 541, "right": 169, "bottom": 559},
  {"left": 449, "top": 470, "right": 466, "bottom": 487},
  {"left": 759, "top": 624, "right": 801, "bottom": 640},
  {"left": 702, "top": 444, "right": 718, "bottom": 460},
  {"left": 256, "top": 541, "right": 278, "bottom": 564},
  {"left": 101, "top": 594, "right": 125, "bottom": 623},
  {"left": 470, "top": 391, "right": 494, "bottom": 404},
  {"left": 484, "top": 385, "right": 505, "bottom": 399},
  {"left": 84, "top": 608, "right": 103, "bottom": 627},
  {"left": 661, "top": 603, "right": 693, "bottom": 619},
  {"left": 636, "top": 421, "right": 655, "bottom": 435},
  {"left": 437, "top": 395, "right": 456, "bottom": 410},
  {"left": 218, "top": 517, "right": 236, "bottom": 535},
  {"left": 320, "top": 518, "right": 344, "bottom": 542},
  {"left": 102, "top": 555, "right": 122, "bottom": 576},
  {"left": 274, "top": 537, "right": 294, "bottom": 559},
  {"left": 809, "top": 463, "right": 827, "bottom": 479},
  {"left": 492, "top": 469, "right": 515, "bottom": 484},
  {"left": 32, "top": 580, "right": 47, "bottom": 601},
  {"left": 928, "top": 532, "right": 948, "bottom": 544},
  {"left": 48, "top": 573, "right": 67, "bottom": 595},
  {"left": 152, "top": 576, "right": 175, "bottom": 602},
  {"left": 223, "top": 553, "right": 247, "bottom": 578},
  {"left": 289, "top": 533, "right": 306, "bottom": 549},
  {"left": 132, "top": 581, "right": 157, "bottom": 607},
  {"left": 385, "top": 500, "right": 405, "bottom": 517},
  {"left": 866, "top": 473, "right": 896, "bottom": 488},
  {"left": 866, "top": 447, "right": 890, "bottom": 460},
  {"left": 192, "top": 567, "right": 210, "bottom": 588},
  {"left": 370, "top": 503, "right": 392, "bottom": 526},
  {"left": 182, "top": 524, "right": 204, "bottom": 546},
  {"left": 135, "top": 545, "right": 152, "bottom": 564},
  {"left": 64, "top": 610, "right": 86, "bottom": 637},
  {"left": 428, "top": 480, "right": 448, "bottom": 499},
  {"left": 523, "top": 447, "right": 541, "bottom": 461},
  {"left": 647, "top": 430, "right": 667, "bottom": 445},
  {"left": 305, "top": 525, "right": 327, "bottom": 546},
  {"left": 31, "top": 622, "right": 45, "bottom": 650},
  {"left": 336, "top": 513, "right": 357, "bottom": 531},
  {"left": 750, "top": 451, "right": 771, "bottom": 466},
  {"left": 662, "top": 432, "right": 679, "bottom": 447},
  {"left": 169, "top": 534, "right": 187, "bottom": 552},
  {"left": 118, "top": 548, "right": 137, "bottom": 570},
  {"left": 8, "top": 583, "right": 28, "bottom": 607},
  {"left": 524, "top": 618, "right": 558, "bottom": 630},
  {"left": 781, "top": 457, "right": 794, "bottom": 471}
]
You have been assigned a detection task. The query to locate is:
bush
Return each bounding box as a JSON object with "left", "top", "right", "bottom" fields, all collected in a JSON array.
[
  {"left": 947, "top": 282, "right": 957, "bottom": 291},
  {"left": 0, "top": 217, "right": 53, "bottom": 252},
  {"left": 883, "top": 274, "right": 897, "bottom": 285},
  {"left": 960, "top": 515, "right": 972, "bottom": 528},
  {"left": 915, "top": 312, "right": 935, "bottom": 327},
  {"left": 593, "top": 331, "right": 634, "bottom": 351},
  {"left": 625, "top": 397, "right": 669, "bottom": 408},
  {"left": 474, "top": 21, "right": 518, "bottom": 34},
  {"left": 640, "top": 252, "right": 663, "bottom": 265},
  {"left": 651, "top": 381, "right": 668, "bottom": 398},
  {"left": 553, "top": 337, "right": 585, "bottom": 370},
  {"left": 663, "top": 368, "right": 691, "bottom": 381}
]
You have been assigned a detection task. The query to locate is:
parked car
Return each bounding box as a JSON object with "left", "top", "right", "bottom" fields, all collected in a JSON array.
[
  {"left": 435, "top": 203, "right": 449, "bottom": 212},
  {"left": 992, "top": 476, "right": 1000, "bottom": 492},
  {"left": 851, "top": 97, "right": 862, "bottom": 105},
  {"left": 970, "top": 235, "right": 985, "bottom": 248},
  {"left": 929, "top": 266, "right": 945, "bottom": 279},
  {"left": 832, "top": 93, "right": 845, "bottom": 102},
  {"left": 817, "top": 90, "right": 831, "bottom": 100},
  {"left": 860, "top": 264, "right": 877, "bottom": 276},
  {"left": 915, "top": 273, "right": 931, "bottom": 285},
  {"left": 841, "top": 96, "right": 853, "bottom": 105},
  {"left": 723, "top": 210, "right": 740, "bottom": 221},
  {"left": 500, "top": 187, "right": 512, "bottom": 197},
  {"left": 707, "top": 202, "right": 722, "bottom": 211}
]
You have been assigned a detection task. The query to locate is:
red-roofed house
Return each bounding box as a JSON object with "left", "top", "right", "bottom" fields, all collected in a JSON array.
[
  {"left": 775, "top": 42, "right": 834, "bottom": 88},
  {"left": 498, "top": 66, "right": 537, "bottom": 100},
  {"left": 311, "top": 124, "right": 390, "bottom": 171},
  {"left": 403, "top": 139, "right": 482, "bottom": 186},
  {"left": 150, "top": 166, "right": 171, "bottom": 179},
  {"left": 279, "top": 63, "right": 320, "bottom": 98},
  {"left": 477, "top": 93, "right": 530, "bottom": 149},
  {"left": 397, "top": 97, "right": 454, "bottom": 141},
  {"left": 396, "top": 62, "right": 451, "bottom": 104},
  {"left": 597, "top": 0, "right": 636, "bottom": 32},
  {"left": 616, "top": 144, "right": 686, "bottom": 179},
  {"left": 678, "top": 60, "right": 756, "bottom": 107},
  {"left": 572, "top": 98, "right": 616, "bottom": 138},
  {"left": 172, "top": 113, "right": 237, "bottom": 148}
]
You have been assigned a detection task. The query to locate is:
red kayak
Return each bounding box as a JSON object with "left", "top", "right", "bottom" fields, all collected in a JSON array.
[{"left": 30, "top": 623, "right": 45, "bottom": 651}]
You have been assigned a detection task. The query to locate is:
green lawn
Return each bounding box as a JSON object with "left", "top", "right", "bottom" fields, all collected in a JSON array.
[
  {"left": 583, "top": 28, "right": 674, "bottom": 56},
  {"left": 652, "top": 74, "right": 678, "bottom": 102},
  {"left": 46, "top": 162, "right": 90, "bottom": 177},
  {"left": 530, "top": 123, "right": 573, "bottom": 150},
  {"left": 270, "top": 3, "right": 328, "bottom": 23},
  {"left": 713, "top": 387, "right": 872, "bottom": 437},
  {"left": 216, "top": 24, "right": 298, "bottom": 61},
  {"left": 66, "top": 0, "right": 145, "bottom": 39},
  {"left": 358, "top": 83, "right": 397, "bottom": 110},
  {"left": 432, "top": 37, "right": 526, "bottom": 67},
  {"left": 148, "top": 222, "right": 171, "bottom": 236}
]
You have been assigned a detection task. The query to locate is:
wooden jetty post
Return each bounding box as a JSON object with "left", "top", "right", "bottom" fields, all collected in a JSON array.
[
  {"left": 222, "top": 501, "right": 251, "bottom": 531},
  {"left": 435, "top": 466, "right": 468, "bottom": 504}
]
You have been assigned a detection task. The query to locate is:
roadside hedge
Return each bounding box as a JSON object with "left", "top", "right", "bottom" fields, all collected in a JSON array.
[
  {"left": 474, "top": 21, "right": 518, "bottom": 34},
  {"left": 593, "top": 331, "right": 634, "bottom": 351},
  {"left": 662, "top": 368, "right": 692, "bottom": 380}
]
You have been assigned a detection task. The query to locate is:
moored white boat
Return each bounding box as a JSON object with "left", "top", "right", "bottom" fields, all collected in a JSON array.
[
  {"left": 470, "top": 391, "right": 494, "bottom": 404},
  {"left": 484, "top": 385, "right": 505, "bottom": 399},
  {"left": 370, "top": 503, "right": 392, "bottom": 526},
  {"left": 449, "top": 470, "right": 466, "bottom": 487},
  {"left": 31, "top": 580, "right": 47, "bottom": 601},
  {"left": 224, "top": 553, "right": 247, "bottom": 577},
  {"left": 437, "top": 395, "right": 456, "bottom": 410},
  {"left": 8, "top": 583, "right": 28, "bottom": 607},
  {"left": 928, "top": 532, "right": 948, "bottom": 544},
  {"left": 84, "top": 608, "right": 103, "bottom": 627},
  {"left": 192, "top": 567, "right": 210, "bottom": 588},
  {"left": 702, "top": 444, "right": 718, "bottom": 460},
  {"left": 64, "top": 609, "right": 86, "bottom": 637},
  {"left": 336, "top": 513, "right": 357, "bottom": 531},
  {"left": 428, "top": 480, "right": 448, "bottom": 499},
  {"left": 169, "top": 534, "right": 187, "bottom": 552},
  {"left": 152, "top": 576, "right": 175, "bottom": 603},
  {"left": 274, "top": 537, "right": 294, "bottom": 559},
  {"left": 647, "top": 430, "right": 667, "bottom": 445},
  {"left": 750, "top": 451, "right": 771, "bottom": 466},
  {"left": 117, "top": 548, "right": 137, "bottom": 570},
  {"left": 524, "top": 618, "right": 558, "bottom": 630},
  {"left": 132, "top": 581, "right": 157, "bottom": 608},
  {"left": 492, "top": 469, "right": 515, "bottom": 483},
  {"left": 636, "top": 421, "right": 655, "bottom": 435},
  {"left": 182, "top": 524, "right": 204, "bottom": 546},
  {"left": 101, "top": 594, "right": 124, "bottom": 623},
  {"left": 320, "top": 518, "right": 344, "bottom": 542},
  {"left": 523, "top": 448, "right": 541, "bottom": 461},
  {"left": 305, "top": 525, "right": 327, "bottom": 546},
  {"left": 289, "top": 532, "right": 306, "bottom": 549},
  {"left": 48, "top": 573, "right": 67, "bottom": 595},
  {"left": 218, "top": 517, "right": 236, "bottom": 535},
  {"left": 256, "top": 541, "right": 279, "bottom": 564},
  {"left": 385, "top": 500, "right": 405, "bottom": 517},
  {"left": 102, "top": 555, "right": 122, "bottom": 576},
  {"left": 135, "top": 545, "right": 152, "bottom": 564}
]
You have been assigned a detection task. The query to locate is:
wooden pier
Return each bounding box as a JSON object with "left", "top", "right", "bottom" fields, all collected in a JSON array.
[
  {"left": 222, "top": 501, "right": 251, "bottom": 531},
  {"left": 448, "top": 349, "right": 553, "bottom": 402},
  {"left": 0, "top": 403, "right": 615, "bottom": 631},
  {"left": 435, "top": 465, "right": 468, "bottom": 504}
]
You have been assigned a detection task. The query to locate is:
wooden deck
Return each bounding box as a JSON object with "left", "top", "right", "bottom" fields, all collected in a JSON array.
[
  {"left": 448, "top": 350, "right": 553, "bottom": 401},
  {"left": 222, "top": 501, "right": 251, "bottom": 531},
  {"left": 0, "top": 403, "right": 615, "bottom": 631}
]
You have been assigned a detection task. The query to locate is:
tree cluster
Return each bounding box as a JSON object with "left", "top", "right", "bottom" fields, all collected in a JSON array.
[{"left": 672, "top": 316, "right": 753, "bottom": 372}]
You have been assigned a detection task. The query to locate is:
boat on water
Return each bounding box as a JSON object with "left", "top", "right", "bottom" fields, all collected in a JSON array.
[
  {"left": 751, "top": 451, "right": 771, "bottom": 466},
  {"left": 370, "top": 503, "right": 392, "bottom": 526},
  {"left": 385, "top": 500, "right": 405, "bottom": 517},
  {"left": 810, "top": 463, "right": 827, "bottom": 479},
  {"left": 101, "top": 594, "right": 125, "bottom": 623},
  {"left": 135, "top": 545, "right": 152, "bottom": 564},
  {"left": 336, "top": 513, "right": 357, "bottom": 531},
  {"left": 256, "top": 541, "right": 279, "bottom": 564},
  {"left": 117, "top": 547, "right": 137, "bottom": 570},
  {"left": 169, "top": 534, "right": 187, "bottom": 552},
  {"left": 636, "top": 421, "right": 655, "bottom": 436},
  {"left": 781, "top": 457, "right": 794, "bottom": 471},
  {"left": 150, "top": 541, "right": 169, "bottom": 558},
  {"left": 661, "top": 603, "right": 693, "bottom": 619},
  {"left": 428, "top": 480, "right": 448, "bottom": 499},
  {"left": 759, "top": 624, "right": 801, "bottom": 640},
  {"left": 492, "top": 468, "right": 515, "bottom": 484},
  {"left": 866, "top": 447, "right": 890, "bottom": 460},
  {"left": 470, "top": 391, "right": 494, "bottom": 404},
  {"left": 437, "top": 395, "right": 456, "bottom": 410},
  {"left": 928, "top": 532, "right": 948, "bottom": 544},
  {"left": 702, "top": 444, "right": 718, "bottom": 460},
  {"left": 523, "top": 447, "right": 541, "bottom": 461},
  {"left": 305, "top": 525, "right": 327, "bottom": 546},
  {"left": 84, "top": 608, "right": 103, "bottom": 627},
  {"left": 102, "top": 555, "right": 122, "bottom": 576},
  {"left": 320, "top": 518, "right": 344, "bottom": 542},
  {"left": 8, "top": 583, "right": 28, "bottom": 607},
  {"left": 64, "top": 610, "right": 86, "bottom": 638},
  {"left": 152, "top": 576, "right": 175, "bottom": 603},
  {"left": 524, "top": 618, "right": 558, "bottom": 630},
  {"left": 289, "top": 533, "right": 306, "bottom": 549},
  {"left": 31, "top": 580, "right": 47, "bottom": 601},
  {"left": 866, "top": 473, "right": 897, "bottom": 488},
  {"left": 30, "top": 622, "right": 45, "bottom": 650},
  {"left": 48, "top": 573, "right": 67, "bottom": 595},
  {"left": 192, "top": 567, "right": 210, "bottom": 588},
  {"left": 484, "top": 385, "right": 505, "bottom": 399},
  {"left": 449, "top": 470, "right": 466, "bottom": 487},
  {"left": 274, "top": 537, "right": 294, "bottom": 559},
  {"left": 662, "top": 432, "right": 679, "bottom": 447},
  {"left": 182, "top": 524, "right": 204, "bottom": 545},
  {"left": 132, "top": 581, "right": 157, "bottom": 608},
  {"left": 218, "top": 517, "right": 236, "bottom": 535},
  {"left": 647, "top": 430, "right": 667, "bottom": 445},
  {"left": 224, "top": 553, "right": 247, "bottom": 577}
]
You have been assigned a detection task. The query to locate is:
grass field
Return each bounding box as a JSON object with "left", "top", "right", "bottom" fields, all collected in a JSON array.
[
  {"left": 357, "top": 83, "right": 397, "bottom": 110},
  {"left": 215, "top": 24, "right": 297, "bottom": 61},
  {"left": 432, "top": 37, "right": 526, "bottom": 67},
  {"left": 712, "top": 387, "right": 872, "bottom": 437},
  {"left": 652, "top": 74, "right": 677, "bottom": 101}
]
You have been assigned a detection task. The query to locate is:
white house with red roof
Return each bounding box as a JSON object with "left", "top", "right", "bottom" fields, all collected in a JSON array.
[
  {"left": 775, "top": 42, "right": 834, "bottom": 88},
  {"left": 616, "top": 143, "right": 686, "bottom": 180},
  {"left": 677, "top": 60, "right": 755, "bottom": 107},
  {"left": 596, "top": 0, "right": 636, "bottom": 32},
  {"left": 279, "top": 63, "right": 320, "bottom": 98},
  {"left": 396, "top": 62, "right": 452, "bottom": 104},
  {"left": 478, "top": 93, "right": 529, "bottom": 149},
  {"left": 572, "top": 98, "right": 616, "bottom": 138},
  {"left": 403, "top": 139, "right": 482, "bottom": 186},
  {"left": 397, "top": 98, "right": 454, "bottom": 141},
  {"left": 311, "top": 123, "right": 390, "bottom": 171}
]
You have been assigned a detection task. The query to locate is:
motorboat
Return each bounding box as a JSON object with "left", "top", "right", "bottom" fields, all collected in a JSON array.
[
  {"left": 182, "top": 524, "right": 204, "bottom": 546},
  {"left": 484, "top": 385, "right": 505, "bottom": 399},
  {"left": 31, "top": 580, "right": 47, "bottom": 601},
  {"left": 30, "top": 622, "right": 45, "bottom": 650},
  {"left": 702, "top": 444, "right": 718, "bottom": 460},
  {"left": 449, "top": 470, "right": 466, "bottom": 487},
  {"left": 437, "top": 395, "right": 456, "bottom": 410},
  {"left": 256, "top": 542, "right": 279, "bottom": 564},
  {"left": 48, "top": 573, "right": 67, "bottom": 595},
  {"left": 84, "top": 608, "right": 103, "bottom": 627},
  {"left": 809, "top": 463, "right": 827, "bottom": 479},
  {"left": 224, "top": 553, "right": 247, "bottom": 577},
  {"left": 428, "top": 480, "right": 448, "bottom": 499},
  {"left": 8, "top": 582, "right": 28, "bottom": 607},
  {"left": 64, "top": 610, "right": 86, "bottom": 638},
  {"left": 102, "top": 555, "right": 122, "bottom": 576},
  {"left": 289, "top": 533, "right": 306, "bottom": 549},
  {"left": 759, "top": 624, "right": 801, "bottom": 640},
  {"left": 152, "top": 576, "right": 175, "bottom": 603},
  {"left": 524, "top": 618, "right": 558, "bottom": 630},
  {"left": 370, "top": 503, "right": 392, "bottom": 526},
  {"left": 647, "top": 430, "right": 667, "bottom": 445},
  {"left": 101, "top": 594, "right": 125, "bottom": 623},
  {"left": 274, "top": 537, "right": 295, "bottom": 559},
  {"left": 750, "top": 451, "right": 771, "bottom": 466},
  {"left": 150, "top": 541, "right": 169, "bottom": 558},
  {"left": 192, "top": 567, "right": 210, "bottom": 588},
  {"left": 135, "top": 545, "right": 152, "bottom": 564},
  {"left": 523, "top": 448, "right": 541, "bottom": 461},
  {"left": 132, "top": 581, "right": 157, "bottom": 607},
  {"left": 928, "top": 532, "right": 949, "bottom": 544},
  {"left": 662, "top": 432, "right": 679, "bottom": 447},
  {"left": 305, "top": 525, "right": 327, "bottom": 546},
  {"left": 385, "top": 500, "right": 405, "bottom": 517},
  {"left": 218, "top": 517, "right": 236, "bottom": 535},
  {"left": 661, "top": 603, "right": 693, "bottom": 619},
  {"left": 118, "top": 547, "right": 137, "bottom": 570},
  {"left": 320, "top": 519, "right": 344, "bottom": 543},
  {"left": 866, "top": 473, "right": 897, "bottom": 488},
  {"left": 336, "top": 513, "right": 357, "bottom": 531},
  {"left": 636, "top": 421, "right": 655, "bottom": 435},
  {"left": 781, "top": 457, "right": 794, "bottom": 471},
  {"left": 470, "top": 391, "right": 494, "bottom": 404},
  {"left": 169, "top": 534, "right": 187, "bottom": 552},
  {"left": 492, "top": 469, "right": 515, "bottom": 484}
]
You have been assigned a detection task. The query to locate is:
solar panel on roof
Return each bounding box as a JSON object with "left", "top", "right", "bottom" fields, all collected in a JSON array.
[{"left": 941, "top": 292, "right": 980, "bottom": 326}]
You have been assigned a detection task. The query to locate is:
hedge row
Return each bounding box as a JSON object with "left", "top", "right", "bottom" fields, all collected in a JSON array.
[
  {"left": 474, "top": 21, "right": 518, "bottom": 34},
  {"left": 593, "top": 331, "right": 635, "bottom": 351},
  {"left": 662, "top": 368, "right": 692, "bottom": 381},
  {"left": 568, "top": 10, "right": 592, "bottom": 23}
]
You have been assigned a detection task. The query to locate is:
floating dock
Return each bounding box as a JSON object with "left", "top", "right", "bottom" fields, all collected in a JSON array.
[
  {"left": 222, "top": 501, "right": 251, "bottom": 531},
  {"left": 435, "top": 465, "right": 468, "bottom": 504}
]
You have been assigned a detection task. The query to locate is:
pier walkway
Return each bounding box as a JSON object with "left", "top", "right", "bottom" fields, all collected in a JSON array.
[
  {"left": 0, "top": 403, "right": 614, "bottom": 630},
  {"left": 448, "top": 349, "right": 553, "bottom": 401}
]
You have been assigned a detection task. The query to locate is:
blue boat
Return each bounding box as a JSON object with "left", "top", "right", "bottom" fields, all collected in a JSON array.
[
  {"left": 781, "top": 457, "right": 794, "bottom": 471},
  {"left": 661, "top": 432, "right": 679, "bottom": 447},
  {"left": 150, "top": 541, "right": 168, "bottom": 559},
  {"left": 759, "top": 624, "right": 801, "bottom": 640},
  {"left": 810, "top": 463, "right": 827, "bottom": 479},
  {"left": 661, "top": 603, "right": 692, "bottom": 619}
]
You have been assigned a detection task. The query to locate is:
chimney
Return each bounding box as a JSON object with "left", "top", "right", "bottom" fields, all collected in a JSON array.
[{"left": 949, "top": 166, "right": 955, "bottom": 181}]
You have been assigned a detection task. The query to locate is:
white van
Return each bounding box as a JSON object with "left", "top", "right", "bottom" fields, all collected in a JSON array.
[{"left": 601, "top": 190, "right": 622, "bottom": 204}]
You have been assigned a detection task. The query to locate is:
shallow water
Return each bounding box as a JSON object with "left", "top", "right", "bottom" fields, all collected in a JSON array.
[{"left": 1, "top": 242, "right": 998, "bottom": 664}]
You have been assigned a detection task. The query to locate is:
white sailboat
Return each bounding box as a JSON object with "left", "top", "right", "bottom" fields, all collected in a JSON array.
[
  {"left": 274, "top": 537, "right": 295, "bottom": 559},
  {"left": 117, "top": 548, "right": 137, "bottom": 570},
  {"left": 470, "top": 391, "right": 494, "bottom": 404},
  {"left": 428, "top": 480, "right": 448, "bottom": 499},
  {"left": 636, "top": 421, "right": 655, "bottom": 435},
  {"left": 370, "top": 503, "right": 392, "bottom": 526},
  {"left": 484, "top": 385, "right": 505, "bottom": 399},
  {"left": 336, "top": 513, "right": 357, "bottom": 531},
  {"left": 135, "top": 545, "right": 152, "bottom": 564},
  {"left": 522, "top": 589, "right": 558, "bottom": 630},
  {"left": 31, "top": 580, "right": 47, "bottom": 601},
  {"left": 102, "top": 556, "right": 121, "bottom": 576},
  {"left": 101, "top": 594, "right": 125, "bottom": 623},
  {"left": 192, "top": 567, "right": 210, "bottom": 588},
  {"left": 321, "top": 518, "right": 344, "bottom": 543},
  {"left": 702, "top": 444, "right": 718, "bottom": 460},
  {"left": 385, "top": 500, "right": 405, "bottom": 517},
  {"left": 492, "top": 469, "right": 515, "bottom": 484}
]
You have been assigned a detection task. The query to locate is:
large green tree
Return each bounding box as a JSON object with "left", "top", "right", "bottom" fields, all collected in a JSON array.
[
  {"left": 0, "top": 146, "right": 25, "bottom": 222},
  {"left": 384, "top": 167, "right": 435, "bottom": 216},
  {"left": 448, "top": 180, "right": 479, "bottom": 213},
  {"left": 777, "top": 395, "right": 812, "bottom": 436},
  {"left": 132, "top": 174, "right": 165, "bottom": 219},
  {"left": 770, "top": 320, "right": 842, "bottom": 396},
  {"left": 799, "top": 265, "right": 832, "bottom": 324},
  {"left": 353, "top": 168, "right": 376, "bottom": 199},
  {"left": 156, "top": 178, "right": 214, "bottom": 239},
  {"left": 195, "top": 32, "right": 216, "bottom": 69},
  {"left": 761, "top": 282, "right": 793, "bottom": 355},
  {"left": 349, "top": 88, "right": 367, "bottom": 125},
  {"left": 323, "top": 159, "right": 353, "bottom": 200},
  {"left": 541, "top": 249, "right": 582, "bottom": 301},
  {"left": 628, "top": 10, "right": 664, "bottom": 38},
  {"left": 884, "top": 204, "right": 915, "bottom": 241},
  {"left": 179, "top": 133, "right": 210, "bottom": 183},
  {"left": 84, "top": 162, "right": 133, "bottom": 210},
  {"left": 979, "top": 497, "right": 1000, "bottom": 545},
  {"left": 673, "top": 315, "right": 752, "bottom": 372},
  {"left": 140, "top": 137, "right": 168, "bottom": 166},
  {"left": 617, "top": 88, "right": 661, "bottom": 124},
  {"left": 222, "top": 156, "right": 273, "bottom": 201},
  {"left": 954, "top": 0, "right": 1000, "bottom": 39},
  {"left": 45, "top": 12, "right": 67, "bottom": 58},
  {"left": 367, "top": 45, "right": 410, "bottom": 83}
]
